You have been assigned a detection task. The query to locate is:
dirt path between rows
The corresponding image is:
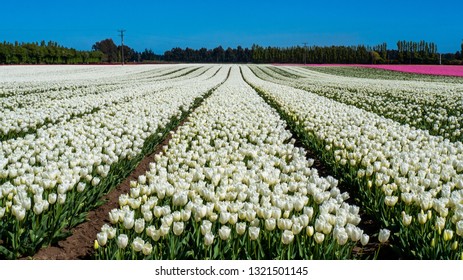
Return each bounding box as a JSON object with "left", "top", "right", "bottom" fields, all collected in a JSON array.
[{"left": 31, "top": 120, "right": 186, "bottom": 260}]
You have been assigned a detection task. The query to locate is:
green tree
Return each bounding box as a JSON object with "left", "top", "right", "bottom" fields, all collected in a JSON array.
[{"left": 92, "top": 38, "right": 118, "bottom": 63}]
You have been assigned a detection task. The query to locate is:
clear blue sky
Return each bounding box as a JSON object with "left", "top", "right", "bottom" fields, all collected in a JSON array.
[{"left": 1, "top": 0, "right": 461, "bottom": 54}]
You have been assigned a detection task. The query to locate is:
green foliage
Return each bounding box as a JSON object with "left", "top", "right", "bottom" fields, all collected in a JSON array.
[{"left": 0, "top": 41, "right": 103, "bottom": 64}]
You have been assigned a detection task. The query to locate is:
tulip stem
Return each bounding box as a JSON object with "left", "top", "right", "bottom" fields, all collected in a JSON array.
[{"left": 374, "top": 244, "right": 381, "bottom": 260}]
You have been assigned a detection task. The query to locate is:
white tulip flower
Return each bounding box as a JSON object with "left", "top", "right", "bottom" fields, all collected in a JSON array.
[
  {"left": 201, "top": 220, "right": 212, "bottom": 235},
  {"left": 236, "top": 222, "right": 246, "bottom": 235},
  {"left": 204, "top": 232, "right": 214, "bottom": 246},
  {"left": 173, "top": 222, "right": 185, "bottom": 236},
  {"left": 33, "top": 201, "right": 44, "bottom": 215},
  {"left": 281, "top": 230, "right": 294, "bottom": 245},
  {"left": 142, "top": 242, "right": 153, "bottom": 256},
  {"left": 361, "top": 234, "right": 370, "bottom": 246},
  {"left": 218, "top": 225, "right": 231, "bottom": 240},
  {"left": 401, "top": 211, "right": 413, "bottom": 226},
  {"left": 378, "top": 229, "right": 390, "bottom": 243},
  {"left": 418, "top": 210, "right": 428, "bottom": 225},
  {"left": 265, "top": 218, "right": 276, "bottom": 231},
  {"left": 48, "top": 193, "right": 57, "bottom": 205},
  {"left": 117, "top": 234, "right": 129, "bottom": 249},
  {"left": 456, "top": 221, "right": 463, "bottom": 237},
  {"left": 134, "top": 218, "right": 145, "bottom": 234},
  {"left": 123, "top": 215, "right": 134, "bottom": 230},
  {"left": 306, "top": 226, "right": 314, "bottom": 237},
  {"left": 248, "top": 226, "right": 260, "bottom": 240},
  {"left": 132, "top": 237, "right": 145, "bottom": 252},
  {"left": 96, "top": 232, "right": 108, "bottom": 247},
  {"left": 12, "top": 205, "right": 26, "bottom": 221},
  {"left": 314, "top": 232, "right": 325, "bottom": 244}
]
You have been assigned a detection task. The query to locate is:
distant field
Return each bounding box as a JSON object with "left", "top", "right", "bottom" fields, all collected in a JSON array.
[
  {"left": 361, "top": 64, "right": 463, "bottom": 77},
  {"left": 303, "top": 65, "right": 463, "bottom": 83}
]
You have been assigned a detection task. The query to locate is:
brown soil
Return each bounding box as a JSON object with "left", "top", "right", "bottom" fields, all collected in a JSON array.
[{"left": 31, "top": 119, "right": 187, "bottom": 260}]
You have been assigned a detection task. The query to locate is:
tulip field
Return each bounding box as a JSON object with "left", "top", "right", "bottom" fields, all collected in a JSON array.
[{"left": 1, "top": 64, "right": 462, "bottom": 260}]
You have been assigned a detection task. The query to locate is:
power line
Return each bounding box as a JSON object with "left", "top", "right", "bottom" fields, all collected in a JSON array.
[
  {"left": 302, "top": 42, "right": 308, "bottom": 64},
  {"left": 118, "top": 29, "right": 126, "bottom": 65}
]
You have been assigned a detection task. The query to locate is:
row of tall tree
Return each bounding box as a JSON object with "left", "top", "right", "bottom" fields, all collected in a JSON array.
[
  {"left": 163, "top": 46, "right": 253, "bottom": 63},
  {"left": 161, "top": 41, "right": 461, "bottom": 64},
  {"left": 1, "top": 39, "right": 462, "bottom": 65},
  {"left": 250, "top": 44, "right": 375, "bottom": 64},
  {"left": 395, "top": 40, "right": 438, "bottom": 64},
  {"left": 0, "top": 41, "right": 103, "bottom": 64}
]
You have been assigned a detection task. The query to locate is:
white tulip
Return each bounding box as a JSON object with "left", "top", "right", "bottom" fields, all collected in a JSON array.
[
  {"left": 314, "top": 232, "right": 325, "bottom": 244},
  {"left": 200, "top": 220, "right": 212, "bottom": 235},
  {"left": 236, "top": 222, "right": 246, "bottom": 235},
  {"left": 361, "top": 234, "right": 370, "bottom": 246},
  {"left": 384, "top": 196, "right": 398, "bottom": 207},
  {"left": 117, "top": 234, "right": 128, "bottom": 249},
  {"left": 218, "top": 225, "right": 231, "bottom": 240},
  {"left": 291, "top": 222, "right": 303, "bottom": 235},
  {"left": 456, "top": 221, "right": 463, "bottom": 237},
  {"left": 306, "top": 226, "right": 314, "bottom": 237},
  {"left": 33, "top": 201, "right": 44, "bottom": 215},
  {"left": 378, "top": 229, "right": 390, "bottom": 243},
  {"left": 48, "top": 193, "right": 57, "bottom": 205},
  {"left": 401, "top": 211, "right": 413, "bottom": 226},
  {"left": 435, "top": 216, "right": 445, "bottom": 232},
  {"left": 77, "top": 182, "right": 86, "bottom": 193},
  {"left": 418, "top": 210, "right": 427, "bottom": 225},
  {"left": 142, "top": 242, "right": 153, "bottom": 255},
  {"left": 173, "top": 222, "right": 185, "bottom": 236},
  {"left": 134, "top": 218, "right": 145, "bottom": 234},
  {"left": 12, "top": 205, "right": 26, "bottom": 221},
  {"left": 132, "top": 237, "right": 145, "bottom": 252},
  {"left": 204, "top": 232, "right": 214, "bottom": 246},
  {"left": 123, "top": 215, "right": 134, "bottom": 230},
  {"left": 281, "top": 230, "right": 294, "bottom": 245},
  {"left": 108, "top": 209, "right": 121, "bottom": 224},
  {"left": 265, "top": 218, "right": 276, "bottom": 231},
  {"left": 96, "top": 232, "right": 108, "bottom": 247},
  {"left": 248, "top": 226, "right": 260, "bottom": 240}
]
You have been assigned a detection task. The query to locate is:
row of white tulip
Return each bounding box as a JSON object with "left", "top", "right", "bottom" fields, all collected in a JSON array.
[
  {"left": 0, "top": 66, "right": 215, "bottom": 140},
  {"left": 1, "top": 65, "right": 209, "bottom": 107},
  {"left": 252, "top": 65, "right": 463, "bottom": 142},
  {"left": 300, "top": 66, "right": 463, "bottom": 84},
  {"left": 241, "top": 66, "right": 463, "bottom": 259},
  {"left": 0, "top": 64, "right": 178, "bottom": 84},
  {"left": 0, "top": 65, "right": 229, "bottom": 258},
  {"left": 95, "top": 66, "right": 368, "bottom": 260}
]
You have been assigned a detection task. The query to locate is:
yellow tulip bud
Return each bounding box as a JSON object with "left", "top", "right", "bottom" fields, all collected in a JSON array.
[
  {"left": 94, "top": 240, "right": 99, "bottom": 250},
  {"left": 452, "top": 241, "right": 458, "bottom": 251},
  {"left": 431, "top": 238, "right": 435, "bottom": 248},
  {"left": 443, "top": 229, "right": 454, "bottom": 241},
  {"left": 367, "top": 180, "right": 373, "bottom": 188}
]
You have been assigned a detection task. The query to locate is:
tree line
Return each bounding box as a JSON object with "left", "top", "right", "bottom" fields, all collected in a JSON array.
[
  {"left": 1, "top": 38, "right": 462, "bottom": 65},
  {"left": 0, "top": 41, "right": 103, "bottom": 64},
  {"left": 161, "top": 40, "right": 461, "bottom": 64}
]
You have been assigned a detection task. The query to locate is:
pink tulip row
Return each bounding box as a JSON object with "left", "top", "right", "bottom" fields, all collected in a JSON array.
[
  {"left": 359, "top": 65, "right": 463, "bottom": 77},
  {"left": 273, "top": 63, "right": 463, "bottom": 77}
]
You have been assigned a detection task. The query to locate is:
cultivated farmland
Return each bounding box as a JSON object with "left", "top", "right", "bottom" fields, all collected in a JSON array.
[{"left": 0, "top": 64, "right": 462, "bottom": 260}]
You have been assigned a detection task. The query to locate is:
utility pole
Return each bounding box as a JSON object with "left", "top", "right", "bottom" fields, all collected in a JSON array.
[
  {"left": 302, "top": 42, "right": 308, "bottom": 64},
  {"left": 118, "top": 29, "right": 126, "bottom": 65}
]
